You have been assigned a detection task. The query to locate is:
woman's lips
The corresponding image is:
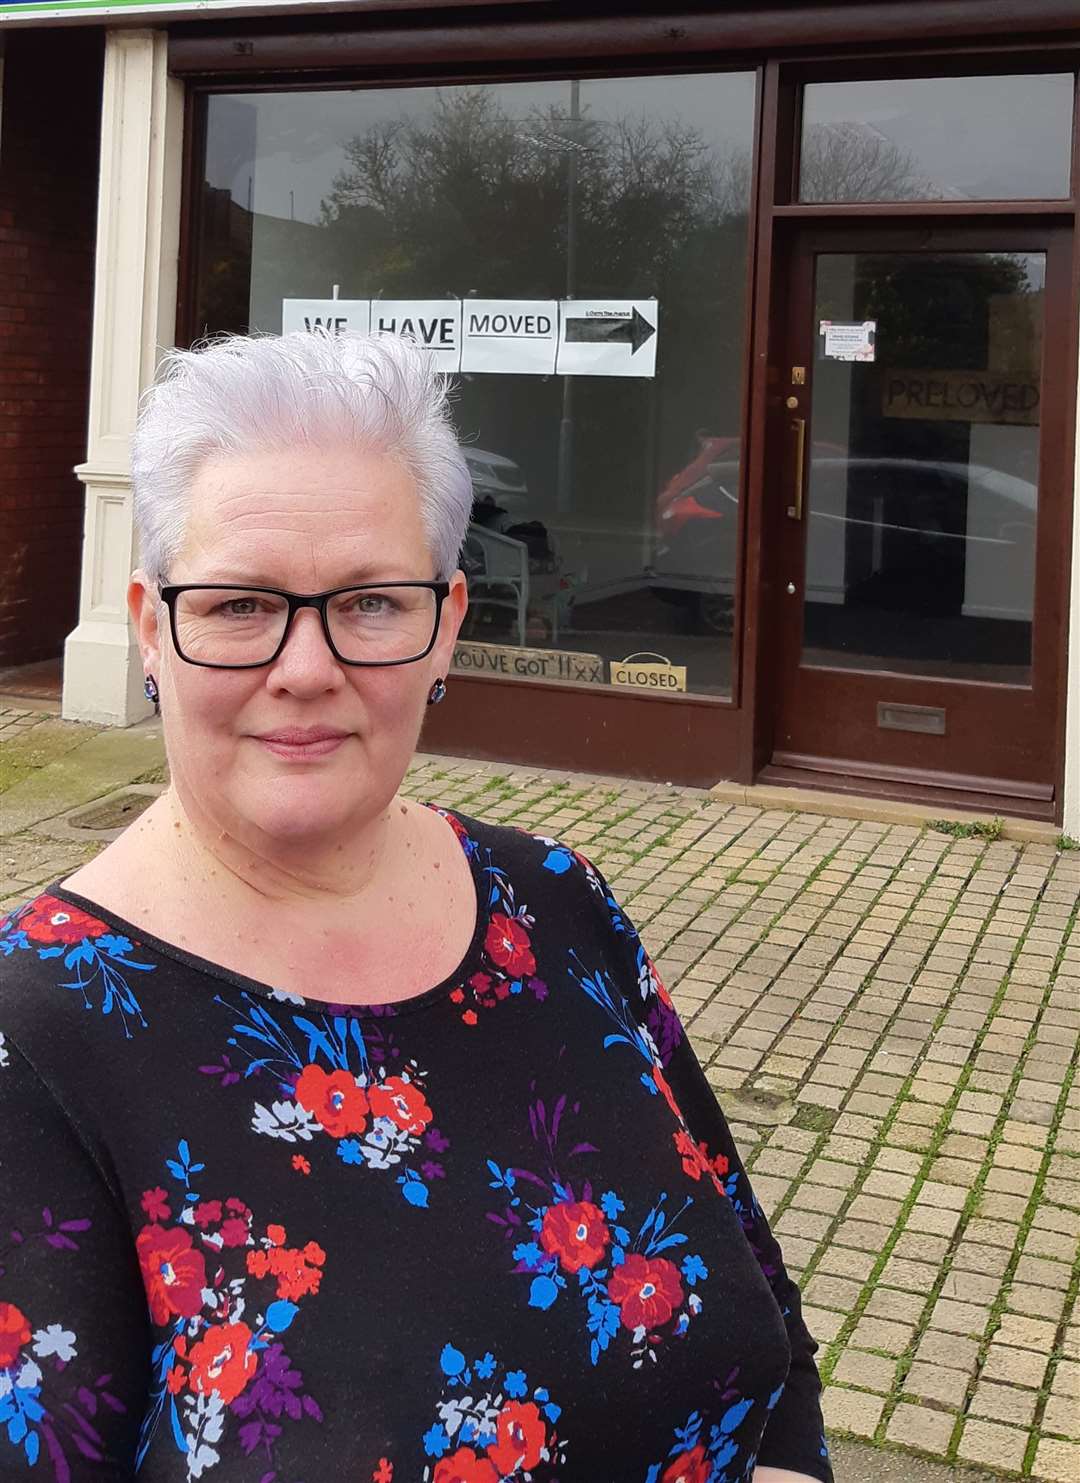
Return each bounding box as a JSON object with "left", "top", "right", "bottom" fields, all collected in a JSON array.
[{"left": 254, "top": 729, "right": 349, "bottom": 760}]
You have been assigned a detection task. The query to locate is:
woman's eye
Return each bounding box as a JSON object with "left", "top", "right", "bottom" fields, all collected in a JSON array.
[{"left": 211, "top": 597, "right": 264, "bottom": 617}]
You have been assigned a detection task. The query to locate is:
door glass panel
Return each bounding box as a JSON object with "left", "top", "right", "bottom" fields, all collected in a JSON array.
[
  {"left": 800, "top": 75, "right": 1074, "bottom": 201},
  {"left": 802, "top": 251, "right": 1043, "bottom": 685},
  {"left": 196, "top": 74, "right": 758, "bottom": 698}
]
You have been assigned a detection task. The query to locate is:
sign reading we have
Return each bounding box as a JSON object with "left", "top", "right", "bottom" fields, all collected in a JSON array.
[{"left": 882, "top": 369, "right": 1040, "bottom": 426}]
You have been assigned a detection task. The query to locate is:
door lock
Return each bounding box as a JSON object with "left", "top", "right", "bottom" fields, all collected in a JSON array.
[{"left": 787, "top": 582, "right": 796, "bottom": 595}]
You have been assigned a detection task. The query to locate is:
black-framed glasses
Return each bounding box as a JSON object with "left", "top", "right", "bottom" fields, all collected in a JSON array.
[{"left": 158, "top": 581, "right": 450, "bottom": 669}]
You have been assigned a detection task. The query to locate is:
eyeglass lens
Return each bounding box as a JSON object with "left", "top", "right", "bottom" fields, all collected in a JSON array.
[{"left": 171, "top": 587, "right": 439, "bottom": 665}]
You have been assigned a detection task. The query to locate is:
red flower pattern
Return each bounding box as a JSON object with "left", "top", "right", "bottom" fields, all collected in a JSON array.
[
  {"left": 294, "top": 1065, "right": 369, "bottom": 1138},
  {"left": 0, "top": 1302, "right": 31, "bottom": 1368},
  {"left": 607, "top": 1253, "right": 684, "bottom": 1332},
  {"left": 369, "top": 1076, "right": 432, "bottom": 1137},
  {"left": 15, "top": 895, "right": 109, "bottom": 945},
  {"left": 484, "top": 914, "right": 536, "bottom": 979},
  {"left": 141, "top": 1186, "right": 171, "bottom": 1222},
  {"left": 652, "top": 1065, "right": 682, "bottom": 1121},
  {"left": 246, "top": 1228, "right": 325, "bottom": 1301},
  {"left": 187, "top": 1319, "right": 257, "bottom": 1404},
  {"left": 674, "top": 1131, "right": 729, "bottom": 1192},
  {"left": 540, "top": 1200, "right": 611, "bottom": 1274},
  {"left": 487, "top": 1400, "right": 546, "bottom": 1474},
  {"left": 662, "top": 1445, "right": 713, "bottom": 1483},
  {"left": 136, "top": 1224, "right": 208, "bottom": 1325},
  {"left": 433, "top": 1447, "right": 499, "bottom": 1483}
]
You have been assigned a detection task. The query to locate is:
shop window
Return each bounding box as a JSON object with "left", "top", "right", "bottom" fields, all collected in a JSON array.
[
  {"left": 799, "top": 74, "right": 1074, "bottom": 203},
  {"left": 195, "top": 73, "right": 757, "bottom": 699}
]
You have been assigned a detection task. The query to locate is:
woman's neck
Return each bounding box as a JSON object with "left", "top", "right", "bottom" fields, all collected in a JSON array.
[{"left": 148, "top": 784, "right": 405, "bottom": 912}]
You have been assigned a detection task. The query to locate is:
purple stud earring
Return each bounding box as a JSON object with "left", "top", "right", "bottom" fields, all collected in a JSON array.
[
  {"left": 144, "top": 673, "right": 160, "bottom": 706},
  {"left": 427, "top": 677, "right": 447, "bottom": 706}
]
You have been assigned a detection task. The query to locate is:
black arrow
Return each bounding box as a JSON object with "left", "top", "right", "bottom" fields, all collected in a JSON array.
[{"left": 564, "top": 307, "right": 656, "bottom": 354}]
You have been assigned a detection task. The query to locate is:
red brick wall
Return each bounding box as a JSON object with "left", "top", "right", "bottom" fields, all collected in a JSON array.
[{"left": 0, "top": 27, "right": 103, "bottom": 667}]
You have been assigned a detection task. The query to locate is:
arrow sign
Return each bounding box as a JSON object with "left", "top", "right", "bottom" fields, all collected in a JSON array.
[
  {"left": 564, "top": 307, "right": 656, "bottom": 354},
  {"left": 557, "top": 299, "right": 659, "bottom": 378}
]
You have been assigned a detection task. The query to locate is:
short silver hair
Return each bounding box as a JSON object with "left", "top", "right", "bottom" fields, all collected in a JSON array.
[{"left": 131, "top": 330, "right": 473, "bottom": 581}]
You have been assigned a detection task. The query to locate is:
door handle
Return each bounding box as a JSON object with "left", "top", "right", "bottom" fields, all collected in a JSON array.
[{"left": 787, "top": 417, "right": 806, "bottom": 520}]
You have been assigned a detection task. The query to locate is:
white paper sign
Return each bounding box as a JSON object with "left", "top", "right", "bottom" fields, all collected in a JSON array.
[
  {"left": 282, "top": 298, "right": 371, "bottom": 336},
  {"left": 556, "top": 299, "right": 658, "bottom": 377},
  {"left": 821, "top": 320, "right": 876, "bottom": 362},
  {"left": 461, "top": 300, "right": 559, "bottom": 375},
  {"left": 369, "top": 301, "right": 463, "bottom": 372}
]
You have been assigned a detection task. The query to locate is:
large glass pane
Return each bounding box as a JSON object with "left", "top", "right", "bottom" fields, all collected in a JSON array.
[
  {"left": 802, "top": 251, "right": 1043, "bottom": 685},
  {"left": 196, "top": 74, "right": 757, "bottom": 698},
  {"left": 800, "top": 75, "right": 1074, "bottom": 202}
]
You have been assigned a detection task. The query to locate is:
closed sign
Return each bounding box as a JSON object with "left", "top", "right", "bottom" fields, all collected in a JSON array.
[{"left": 609, "top": 653, "right": 687, "bottom": 692}]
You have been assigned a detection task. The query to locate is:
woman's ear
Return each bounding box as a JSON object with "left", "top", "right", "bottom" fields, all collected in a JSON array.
[
  {"left": 128, "top": 569, "right": 163, "bottom": 677},
  {"left": 432, "top": 569, "right": 469, "bottom": 669}
]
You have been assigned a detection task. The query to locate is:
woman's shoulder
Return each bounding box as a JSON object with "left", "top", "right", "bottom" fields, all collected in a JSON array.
[
  {"left": 1, "top": 888, "right": 156, "bottom": 1046},
  {"left": 434, "top": 805, "right": 613, "bottom": 899},
  {"left": 435, "top": 804, "right": 646, "bottom": 979}
]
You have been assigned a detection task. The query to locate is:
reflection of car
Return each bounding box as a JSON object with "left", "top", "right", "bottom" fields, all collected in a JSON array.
[
  {"left": 463, "top": 447, "right": 531, "bottom": 522},
  {"left": 652, "top": 444, "right": 1037, "bottom": 629},
  {"left": 457, "top": 448, "right": 576, "bottom": 642},
  {"left": 652, "top": 437, "right": 741, "bottom": 633}
]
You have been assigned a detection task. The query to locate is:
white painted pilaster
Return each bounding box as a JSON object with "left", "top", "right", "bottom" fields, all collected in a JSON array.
[
  {"left": 1064, "top": 324, "right": 1080, "bottom": 838},
  {"left": 63, "top": 30, "right": 183, "bottom": 725}
]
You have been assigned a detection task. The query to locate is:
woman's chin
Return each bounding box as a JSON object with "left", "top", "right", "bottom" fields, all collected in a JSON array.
[{"left": 240, "top": 778, "right": 360, "bottom": 845}]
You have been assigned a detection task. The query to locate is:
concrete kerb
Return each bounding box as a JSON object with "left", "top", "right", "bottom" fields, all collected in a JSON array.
[{"left": 707, "top": 781, "right": 1065, "bottom": 845}]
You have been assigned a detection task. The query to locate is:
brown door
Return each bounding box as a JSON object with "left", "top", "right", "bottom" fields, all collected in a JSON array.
[{"left": 768, "top": 224, "right": 1072, "bottom": 816}]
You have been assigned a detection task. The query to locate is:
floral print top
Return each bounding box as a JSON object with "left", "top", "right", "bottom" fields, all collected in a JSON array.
[{"left": 0, "top": 810, "right": 831, "bottom": 1483}]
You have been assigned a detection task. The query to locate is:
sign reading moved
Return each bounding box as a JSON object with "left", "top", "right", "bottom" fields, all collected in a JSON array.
[{"left": 461, "top": 300, "right": 559, "bottom": 375}]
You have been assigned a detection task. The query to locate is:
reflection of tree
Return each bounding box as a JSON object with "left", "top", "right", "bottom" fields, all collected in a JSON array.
[
  {"left": 319, "top": 89, "right": 753, "bottom": 510},
  {"left": 319, "top": 89, "right": 737, "bottom": 300},
  {"left": 849, "top": 253, "right": 1032, "bottom": 369},
  {"left": 800, "top": 122, "right": 926, "bottom": 202}
]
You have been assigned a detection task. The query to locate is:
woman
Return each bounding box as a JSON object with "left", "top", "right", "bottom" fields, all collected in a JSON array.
[{"left": 1, "top": 332, "right": 831, "bottom": 1483}]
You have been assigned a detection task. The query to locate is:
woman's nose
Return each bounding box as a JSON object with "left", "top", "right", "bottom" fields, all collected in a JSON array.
[{"left": 267, "top": 607, "right": 343, "bottom": 691}]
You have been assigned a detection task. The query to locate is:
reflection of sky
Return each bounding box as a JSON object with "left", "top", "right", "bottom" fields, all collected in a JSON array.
[
  {"left": 205, "top": 72, "right": 757, "bottom": 225},
  {"left": 802, "top": 74, "right": 1074, "bottom": 200}
]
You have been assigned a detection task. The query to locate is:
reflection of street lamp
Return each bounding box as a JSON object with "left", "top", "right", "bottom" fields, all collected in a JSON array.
[
  {"left": 558, "top": 81, "right": 581, "bottom": 518},
  {"left": 518, "top": 81, "right": 595, "bottom": 515}
]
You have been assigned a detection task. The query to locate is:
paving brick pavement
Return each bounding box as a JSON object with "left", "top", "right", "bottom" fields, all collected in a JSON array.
[{"left": 2, "top": 706, "right": 1079, "bottom": 1480}]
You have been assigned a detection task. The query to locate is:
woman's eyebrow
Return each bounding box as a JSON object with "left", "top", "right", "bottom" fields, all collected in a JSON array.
[{"left": 189, "top": 566, "right": 406, "bottom": 587}]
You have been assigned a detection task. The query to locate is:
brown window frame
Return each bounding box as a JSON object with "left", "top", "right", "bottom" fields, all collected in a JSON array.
[{"left": 170, "top": 10, "right": 1080, "bottom": 794}]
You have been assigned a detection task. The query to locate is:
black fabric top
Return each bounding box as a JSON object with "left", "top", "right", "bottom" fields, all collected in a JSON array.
[{"left": 0, "top": 810, "right": 831, "bottom": 1483}]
